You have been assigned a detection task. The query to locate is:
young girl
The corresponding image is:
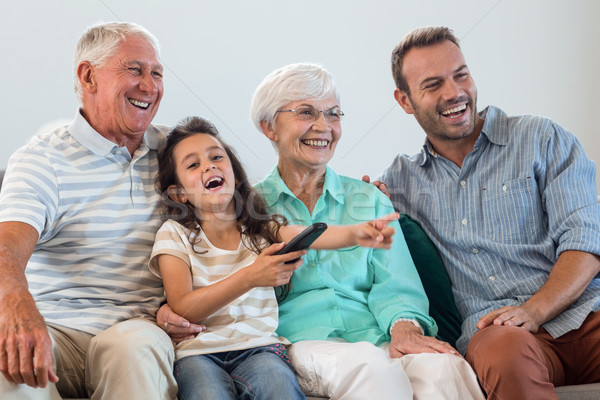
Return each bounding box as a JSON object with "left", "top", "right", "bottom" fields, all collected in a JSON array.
[{"left": 149, "top": 116, "right": 397, "bottom": 400}]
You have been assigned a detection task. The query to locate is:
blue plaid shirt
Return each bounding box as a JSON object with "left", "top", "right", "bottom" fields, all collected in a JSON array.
[{"left": 379, "top": 105, "right": 600, "bottom": 354}]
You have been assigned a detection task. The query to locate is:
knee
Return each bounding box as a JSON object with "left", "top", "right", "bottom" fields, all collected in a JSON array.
[
  {"left": 90, "top": 319, "right": 174, "bottom": 362},
  {"left": 466, "top": 325, "right": 536, "bottom": 374},
  {"left": 338, "top": 342, "right": 400, "bottom": 380}
]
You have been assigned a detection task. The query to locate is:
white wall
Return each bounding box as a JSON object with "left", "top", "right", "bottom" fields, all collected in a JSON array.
[{"left": 2, "top": 0, "right": 599, "bottom": 190}]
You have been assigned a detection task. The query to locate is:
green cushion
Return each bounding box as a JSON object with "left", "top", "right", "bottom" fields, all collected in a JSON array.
[{"left": 399, "top": 213, "right": 462, "bottom": 348}]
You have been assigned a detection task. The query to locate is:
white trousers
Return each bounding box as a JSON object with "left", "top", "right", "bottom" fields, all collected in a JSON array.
[
  {"left": 0, "top": 318, "right": 177, "bottom": 400},
  {"left": 288, "top": 340, "right": 485, "bottom": 400}
]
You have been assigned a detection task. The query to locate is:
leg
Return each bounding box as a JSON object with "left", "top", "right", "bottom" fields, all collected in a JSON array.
[
  {"left": 0, "top": 323, "right": 91, "bottom": 400},
  {"left": 288, "top": 340, "right": 413, "bottom": 400},
  {"left": 394, "top": 352, "right": 485, "bottom": 400},
  {"left": 86, "top": 318, "right": 177, "bottom": 400},
  {"left": 230, "top": 344, "right": 304, "bottom": 400},
  {"left": 553, "top": 311, "right": 600, "bottom": 385},
  {"left": 174, "top": 354, "right": 236, "bottom": 400},
  {"left": 466, "top": 325, "right": 561, "bottom": 400}
]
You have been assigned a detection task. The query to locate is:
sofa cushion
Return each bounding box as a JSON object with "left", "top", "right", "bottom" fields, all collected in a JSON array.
[{"left": 399, "top": 213, "right": 462, "bottom": 347}]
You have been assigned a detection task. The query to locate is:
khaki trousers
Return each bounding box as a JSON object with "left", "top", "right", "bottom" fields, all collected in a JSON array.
[
  {"left": 466, "top": 311, "right": 600, "bottom": 400},
  {"left": 0, "top": 318, "right": 177, "bottom": 400}
]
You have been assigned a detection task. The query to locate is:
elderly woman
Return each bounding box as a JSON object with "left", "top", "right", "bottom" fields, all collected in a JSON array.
[{"left": 250, "top": 63, "right": 484, "bottom": 400}]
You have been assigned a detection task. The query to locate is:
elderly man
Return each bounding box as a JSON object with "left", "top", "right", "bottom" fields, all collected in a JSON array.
[
  {"left": 372, "top": 26, "right": 600, "bottom": 399},
  {"left": 0, "top": 22, "right": 201, "bottom": 400}
]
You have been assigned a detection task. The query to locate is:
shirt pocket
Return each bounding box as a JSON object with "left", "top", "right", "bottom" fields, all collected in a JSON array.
[{"left": 482, "top": 177, "right": 541, "bottom": 243}]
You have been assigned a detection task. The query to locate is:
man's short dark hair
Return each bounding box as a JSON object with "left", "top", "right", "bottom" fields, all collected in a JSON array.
[{"left": 391, "top": 26, "right": 460, "bottom": 94}]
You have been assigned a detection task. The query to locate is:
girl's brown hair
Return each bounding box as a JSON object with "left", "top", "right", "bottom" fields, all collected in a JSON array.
[{"left": 156, "top": 116, "right": 290, "bottom": 299}]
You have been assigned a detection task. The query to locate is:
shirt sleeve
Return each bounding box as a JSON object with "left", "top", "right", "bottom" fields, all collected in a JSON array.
[
  {"left": 149, "top": 220, "right": 193, "bottom": 278},
  {"left": 366, "top": 189, "right": 438, "bottom": 338},
  {"left": 540, "top": 122, "right": 600, "bottom": 257},
  {"left": 0, "top": 144, "right": 59, "bottom": 236}
]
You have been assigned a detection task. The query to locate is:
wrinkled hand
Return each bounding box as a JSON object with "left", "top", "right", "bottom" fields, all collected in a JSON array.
[
  {"left": 362, "top": 175, "right": 391, "bottom": 199},
  {"left": 355, "top": 212, "right": 399, "bottom": 249},
  {"left": 246, "top": 243, "right": 304, "bottom": 288},
  {"left": 157, "top": 303, "right": 206, "bottom": 343},
  {"left": 476, "top": 305, "right": 542, "bottom": 333},
  {"left": 388, "top": 321, "right": 460, "bottom": 359},
  {"left": 0, "top": 291, "right": 58, "bottom": 388}
]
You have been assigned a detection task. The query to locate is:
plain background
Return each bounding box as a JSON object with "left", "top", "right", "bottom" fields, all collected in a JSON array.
[{"left": 2, "top": 0, "right": 599, "bottom": 190}]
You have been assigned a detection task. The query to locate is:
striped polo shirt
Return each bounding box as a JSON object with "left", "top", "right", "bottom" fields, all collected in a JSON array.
[
  {"left": 150, "top": 219, "right": 288, "bottom": 360},
  {"left": 0, "top": 110, "right": 169, "bottom": 334}
]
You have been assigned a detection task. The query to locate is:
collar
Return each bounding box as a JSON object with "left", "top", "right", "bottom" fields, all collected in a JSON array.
[
  {"left": 260, "top": 165, "right": 346, "bottom": 207},
  {"left": 68, "top": 109, "right": 165, "bottom": 156},
  {"left": 418, "top": 105, "right": 508, "bottom": 167}
]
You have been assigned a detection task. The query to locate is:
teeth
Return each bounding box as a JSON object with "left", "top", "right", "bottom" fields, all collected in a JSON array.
[
  {"left": 441, "top": 104, "right": 466, "bottom": 116},
  {"left": 129, "top": 98, "right": 149, "bottom": 109},
  {"left": 302, "top": 139, "right": 328, "bottom": 147},
  {"left": 205, "top": 177, "right": 223, "bottom": 189}
]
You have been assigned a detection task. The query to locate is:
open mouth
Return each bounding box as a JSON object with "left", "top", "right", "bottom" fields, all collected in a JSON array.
[
  {"left": 440, "top": 104, "right": 467, "bottom": 119},
  {"left": 204, "top": 177, "right": 224, "bottom": 190},
  {"left": 129, "top": 98, "right": 150, "bottom": 110},
  {"left": 301, "top": 139, "right": 329, "bottom": 148}
]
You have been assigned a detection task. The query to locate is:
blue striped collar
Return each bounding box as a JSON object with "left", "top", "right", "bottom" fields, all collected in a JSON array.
[
  {"left": 419, "top": 105, "right": 508, "bottom": 167},
  {"left": 68, "top": 109, "right": 164, "bottom": 157}
]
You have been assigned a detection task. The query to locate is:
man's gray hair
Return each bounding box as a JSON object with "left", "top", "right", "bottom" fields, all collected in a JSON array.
[
  {"left": 73, "top": 22, "right": 160, "bottom": 102},
  {"left": 250, "top": 62, "right": 340, "bottom": 132}
]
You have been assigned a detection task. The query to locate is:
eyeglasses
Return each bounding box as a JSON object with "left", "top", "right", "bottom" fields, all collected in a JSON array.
[{"left": 276, "top": 106, "right": 344, "bottom": 122}]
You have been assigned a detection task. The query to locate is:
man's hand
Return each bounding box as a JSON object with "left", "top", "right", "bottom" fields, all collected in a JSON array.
[
  {"left": 388, "top": 320, "right": 460, "bottom": 359},
  {"left": 0, "top": 221, "right": 57, "bottom": 388},
  {"left": 476, "top": 304, "right": 542, "bottom": 333},
  {"left": 361, "top": 175, "right": 391, "bottom": 199},
  {"left": 0, "top": 290, "right": 58, "bottom": 388},
  {"left": 156, "top": 303, "right": 206, "bottom": 343}
]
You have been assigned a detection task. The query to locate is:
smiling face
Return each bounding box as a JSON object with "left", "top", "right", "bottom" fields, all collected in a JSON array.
[
  {"left": 395, "top": 40, "right": 480, "bottom": 144},
  {"left": 263, "top": 94, "right": 341, "bottom": 175},
  {"left": 80, "top": 35, "right": 164, "bottom": 142},
  {"left": 170, "top": 134, "right": 236, "bottom": 217}
]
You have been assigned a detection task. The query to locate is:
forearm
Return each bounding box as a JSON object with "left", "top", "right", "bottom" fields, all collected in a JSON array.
[
  {"left": 279, "top": 224, "right": 355, "bottom": 249},
  {"left": 523, "top": 250, "right": 600, "bottom": 324},
  {"left": 311, "top": 225, "right": 356, "bottom": 249},
  {"left": 0, "top": 222, "right": 39, "bottom": 301},
  {"left": 168, "top": 268, "right": 252, "bottom": 323}
]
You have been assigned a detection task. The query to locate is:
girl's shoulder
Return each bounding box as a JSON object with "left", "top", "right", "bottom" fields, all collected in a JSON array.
[{"left": 157, "top": 219, "right": 202, "bottom": 244}]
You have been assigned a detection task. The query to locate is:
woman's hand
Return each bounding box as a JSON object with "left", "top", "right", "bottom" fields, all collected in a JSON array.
[
  {"left": 354, "top": 212, "right": 399, "bottom": 249},
  {"left": 388, "top": 320, "right": 460, "bottom": 358},
  {"left": 245, "top": 242, "right": 305, "bottom": 288}
]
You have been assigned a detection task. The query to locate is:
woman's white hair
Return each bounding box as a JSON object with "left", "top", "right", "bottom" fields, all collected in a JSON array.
[
  {"left": 250, "top": 62, "right": 340, "bottom": 132},
  {"left": 73, "top": 22, "right": 160, "bottom": 103}
]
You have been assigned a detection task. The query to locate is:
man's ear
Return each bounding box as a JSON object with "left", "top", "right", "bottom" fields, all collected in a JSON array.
[
  {"left": 167, "top": 185, "right": 187, "bottom": 203},
  {"left": 394, "top": 88, "right": 414, "bottom": 115},
  {"left": 77, "top": 61, "right": 97, "bottom": 93},
  {"left": 259, "top": 120, "right": 278, "bottom": 142}
]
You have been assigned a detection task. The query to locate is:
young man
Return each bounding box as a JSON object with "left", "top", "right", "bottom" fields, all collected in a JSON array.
[{"left": 376, "top": 26, "right": 600, "bottom": 400}]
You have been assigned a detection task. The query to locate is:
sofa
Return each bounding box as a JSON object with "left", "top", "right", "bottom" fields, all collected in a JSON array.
[{"left": 0, "top": 168, "right": 597, "bottom": 399}]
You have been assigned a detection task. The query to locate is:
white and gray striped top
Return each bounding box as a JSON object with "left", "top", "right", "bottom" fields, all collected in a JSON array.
[
  {"left": 150, "top": 219, "right": 288, "bottom": 360},
  {"left": 0, "top": 110, "right": 169, "bottom": 334}
]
